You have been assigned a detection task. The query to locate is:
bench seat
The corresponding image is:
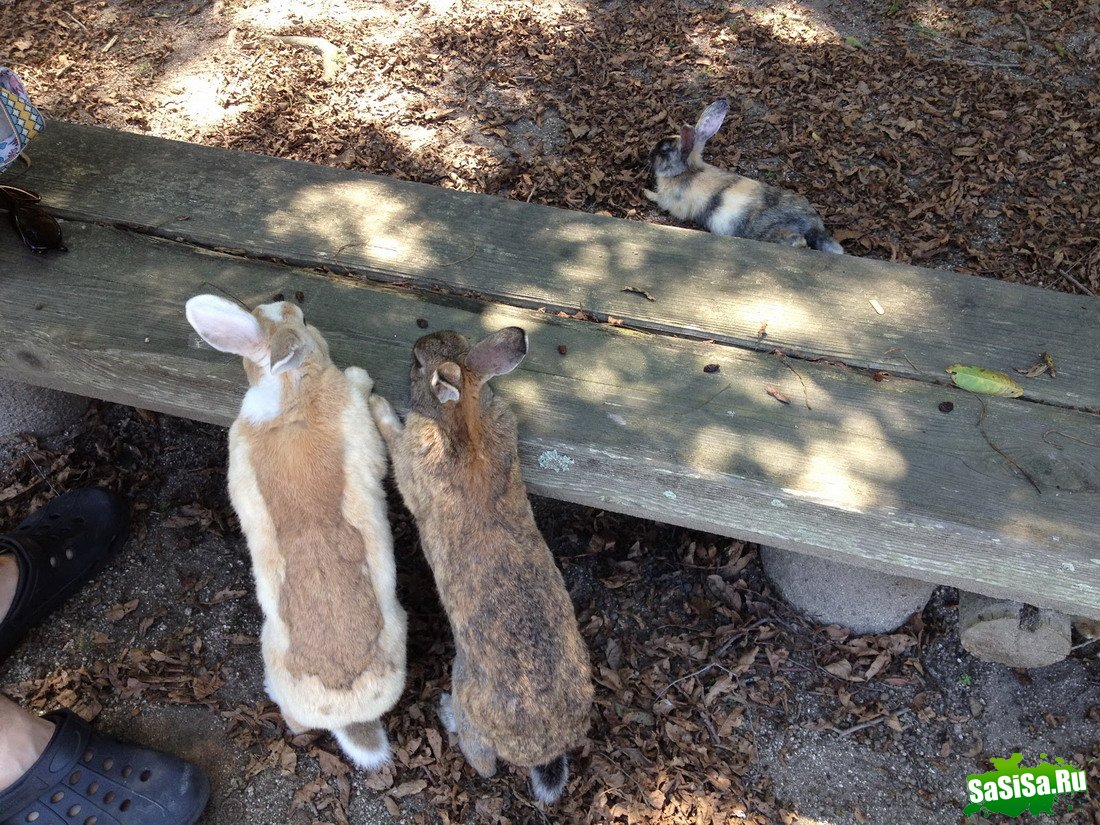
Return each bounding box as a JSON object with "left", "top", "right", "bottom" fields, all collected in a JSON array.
[{"left": 1, "top": 122, "right": 1097, "bottom": 619}]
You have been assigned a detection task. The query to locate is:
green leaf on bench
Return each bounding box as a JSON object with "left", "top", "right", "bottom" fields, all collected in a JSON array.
[{"left": 946, "top": 365, "right": 1024, "bottom": 397}]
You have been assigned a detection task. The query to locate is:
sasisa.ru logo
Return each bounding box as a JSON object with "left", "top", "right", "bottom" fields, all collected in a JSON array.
[{"left": 965, "top": 753, "right": 1089, "bottom": 817}]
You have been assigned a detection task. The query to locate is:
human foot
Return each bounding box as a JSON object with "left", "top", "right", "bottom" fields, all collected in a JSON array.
[
  {"left": 0, "top": 709, "right": 210, "bottom": 825},
  {"left": 0, "top": 696, "right": 54, "bottom": 793}
]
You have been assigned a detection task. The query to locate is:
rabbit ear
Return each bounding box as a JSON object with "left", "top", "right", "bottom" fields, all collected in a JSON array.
[
  {"left": 466, "top": 327, "right": 528, "bottom": 383},
  {"left": 270, "top": 327, "right": 309, "bottom": 375},
  {"left": 431, "top": 362, "right": 462, "bottom": 404},
  {"left": 694, "top": 99, "right": 730, "bottom": 145},
  {"left": 185, "top": 294, "right": 267, "bottom": 363},
  {"left": 679, "top": 126, "right": 695, "bottom": 157}
]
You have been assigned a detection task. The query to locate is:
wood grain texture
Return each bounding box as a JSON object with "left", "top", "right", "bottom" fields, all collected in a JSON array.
[
  {"left": 4, "top": 122, "right": 1097, "bottom": 410},
  {"left": 0, "top": 222, "right": 1097, "bottom": 617}
]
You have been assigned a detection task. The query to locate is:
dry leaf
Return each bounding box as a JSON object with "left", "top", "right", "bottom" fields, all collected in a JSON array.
[
  {"left": 1014, "top": 351, "right": 1056, "bottom": 379},
  {"left": 622, "top": 286, "right": 656, "bottom": 301},
  {"left": 390, "top": 779, "right": 428, "bottom": 798},
  {"left": 105, "top": 599, "right": 139, "bottom": 621},
  {"left": 765, "top": 385, "right": 791, "bottom": 404}
]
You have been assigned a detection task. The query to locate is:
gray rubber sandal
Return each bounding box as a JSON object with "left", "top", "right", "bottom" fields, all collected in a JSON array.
[{"left": 0, "top": 709, "right": 210, "bottom": 825}]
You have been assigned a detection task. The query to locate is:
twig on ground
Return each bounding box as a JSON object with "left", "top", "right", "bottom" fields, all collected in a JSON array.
[
  {"left": 698, "top": 711, "right": 720, "bottom": 745},
  {"left": 1058, "top": 268, "right": 1096, "bottom": 296},
  {"left": 659, "top": 662, "right": 732, "bottom": 698},
  {"left": 929, "top": 56, "right": 1022, "bottom": 68},
  {"left": 832, "top": 716, "right": 886, "bottom": 736},
  {"left": 267, "top": 35, "right": 346, "bottom": 83},
  {"left": 21, "top": 449, "right": 58, "bottom": 497},
  {"left": 573, "top": 27, "right": 607, "bottom": 83},
  {"left": 714, "top": 617, "right": 775, "bottom": 658},
  {"left": 831, "top": 708, "right": 912, "bottom": 736},
  {"left": 1013, "top": 13, "right": 1032, "bottom": 51},
  {"left": 61, "top": 10, "right": 88, "bottom": 30}
]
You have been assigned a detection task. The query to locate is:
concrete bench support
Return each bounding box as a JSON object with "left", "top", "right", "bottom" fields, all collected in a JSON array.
[
  {"left": 0, "top": 378, "right": 88, "bottom": 440},
  {"left": 761, "top": 546, "right": 935, "bottom": 634},
  {"left": 959, "top": 592, "right": 1072, "bottom": 669}
]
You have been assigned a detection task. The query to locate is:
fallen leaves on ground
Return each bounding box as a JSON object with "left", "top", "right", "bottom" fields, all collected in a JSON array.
[{"left": 1, "top": 0, "right": 1096, "bottom": 293}]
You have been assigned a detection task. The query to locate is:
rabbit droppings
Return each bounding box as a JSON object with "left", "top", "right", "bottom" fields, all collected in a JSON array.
[
  {"left": 645, "top": 98, "right": 844, "bottom": 253},
  {"left": 185, "top": 295, "right": 407, "bottom": 770},
  {"left": 369, "top": 327, "right": 594, "bottom": 804}
]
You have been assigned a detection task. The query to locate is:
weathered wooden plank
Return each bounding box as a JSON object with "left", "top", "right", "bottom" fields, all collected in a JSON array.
[
  {"left": 5, "top": 122, "right": 1097, "bottom": 410},
  {"left": 1, "top": 222, "right": 1097, "bottom": 617}
]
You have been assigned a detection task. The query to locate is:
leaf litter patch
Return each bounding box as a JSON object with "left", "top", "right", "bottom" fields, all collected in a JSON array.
[{"left": 0, "top": 405, "right": 1097, "bottom": 824}]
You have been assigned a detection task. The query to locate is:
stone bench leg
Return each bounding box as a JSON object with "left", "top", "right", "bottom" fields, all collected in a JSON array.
[
  {"left": 0, "top": 378, "right": 89, "bottom": 440},
  {"left": 959, "top": 592, "right": 1071, "bottom": 668},
  {"left": 760, "top": 546, "right": 935, "bottom": 634}
]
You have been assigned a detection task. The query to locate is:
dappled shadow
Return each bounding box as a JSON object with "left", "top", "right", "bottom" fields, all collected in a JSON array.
[{"left": 1, "top": 1, "right": 1099, "bottom": 823}]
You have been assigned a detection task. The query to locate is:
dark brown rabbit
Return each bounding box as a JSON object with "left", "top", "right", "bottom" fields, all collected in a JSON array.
[
  {"left": 645, "top": 99, "right": 844, "bottom": 253},
  {"left": 369, "top": 328, "right": 593, "bottom": 804}
]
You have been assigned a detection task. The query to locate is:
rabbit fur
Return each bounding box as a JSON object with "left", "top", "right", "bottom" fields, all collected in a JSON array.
[
  {"left": 369, "top": 327, "right": 593, "bottom": 803},
  {"left": 645, "top": 98, "right": 844, "bottom": 253},
  {"left": 185, "top": 295, "right": 406, "bottom": 770}
]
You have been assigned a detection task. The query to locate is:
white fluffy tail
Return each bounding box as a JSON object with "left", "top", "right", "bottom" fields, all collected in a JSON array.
[
  {"left": 334, "top": 719, "right": 391, "bottom": 771},
  {"left": 531, "top": 755, "right": 569, "bottom": 804}
]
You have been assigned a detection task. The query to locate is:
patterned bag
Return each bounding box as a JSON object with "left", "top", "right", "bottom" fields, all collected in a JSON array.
[{"left": 0, "top": 68, "right": 44, "bottom": 173}]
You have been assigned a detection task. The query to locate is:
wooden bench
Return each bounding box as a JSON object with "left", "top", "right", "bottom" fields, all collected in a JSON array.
[{"left": 1, "top": 122, "right": 1097, "bottom": 621}]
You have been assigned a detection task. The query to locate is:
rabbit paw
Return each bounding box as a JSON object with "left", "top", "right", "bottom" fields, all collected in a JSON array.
[
  {"left": 369, "top": 394, "right": 404, "bottom": 440},
  {"left": 643, "top": 188, "right": 659, "bottom": 203},
  {"left": 439, "top": 692, "right": 458, "bottom": 734},
  {"left": 344, "top": 366, "right": 375, "bottom": 395}
]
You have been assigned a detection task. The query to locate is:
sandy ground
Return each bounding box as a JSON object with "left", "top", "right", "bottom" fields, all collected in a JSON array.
[
  {"left": 0, "top": 404, "right": 1097, "bottom": 824},
  {"left": 0, "top": 0, "right": 1098, "bottom": 822}
]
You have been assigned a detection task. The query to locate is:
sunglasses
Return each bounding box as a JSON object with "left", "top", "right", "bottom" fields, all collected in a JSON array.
[{"left": 0, "top": 184, "right": 67, "bottom": 253}]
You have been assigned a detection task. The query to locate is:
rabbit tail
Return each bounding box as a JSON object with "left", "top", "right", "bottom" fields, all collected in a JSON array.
[
  {"left": 531, "top": 754, "right": 569, "bottom": 804},
  {"left": 334, "top": 719, "right": 391, "bottom": 771},
  {"left": 804, "top": 224, "right": 844, "bottom": 254}
]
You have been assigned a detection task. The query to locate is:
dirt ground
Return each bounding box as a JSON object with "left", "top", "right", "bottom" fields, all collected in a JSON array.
[
  {"left": 1, "top": 404, "right": 1097, "bottom": 825},
  {"left": 2, "top": 0, "right": 1098, "bottom": 290},
  {"left": 1, "top": 0, "right": 1098, "bottom": 823}
]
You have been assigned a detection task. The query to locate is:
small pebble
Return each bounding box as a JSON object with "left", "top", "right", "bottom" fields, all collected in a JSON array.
[
  {"left": 558, "top": 344, "right": 567, "bottom": 355},
  {"left": 295, "top": 290, "right": 305, "bottom": 303},
  {"left": 273, "top": 292, "right": 285, "bottom": 301},
  {"left": 938, "top": 401, "right": 954, "bottom": 413},
  {"left": 703, "top": 363, "right": 720, "bottom": 373},
  {"left": 416, "top": 318, "right": 429, "bottom": 329}
]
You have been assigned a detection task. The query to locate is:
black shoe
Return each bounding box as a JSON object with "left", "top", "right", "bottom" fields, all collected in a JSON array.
[{"left": 0, "top": 488, "right": 129, "bottom": 664}]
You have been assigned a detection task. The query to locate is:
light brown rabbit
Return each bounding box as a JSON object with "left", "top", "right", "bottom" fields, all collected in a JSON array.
[
  {"left": 369, "top": 327, "right": 593, "bottom": 803},
  {"left": 644, "top": 98, "right": 844, "bottom": 253},
  {"left": 185, "top": 295, "right": 406, "bottom": 770}
]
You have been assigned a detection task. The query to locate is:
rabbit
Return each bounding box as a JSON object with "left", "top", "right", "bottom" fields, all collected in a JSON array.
[
  {"left": 368, "top": 327, "right": 593, "bottom": 804},
  {"left": 184, "top": 295, "right": 407, "bottom": 771},
  {"left": 644, "top": 98, "right": 844, "bottom": 254}
]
